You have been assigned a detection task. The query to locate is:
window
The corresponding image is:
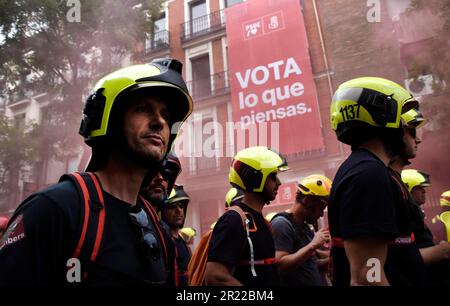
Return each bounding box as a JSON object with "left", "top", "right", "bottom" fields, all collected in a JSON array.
[
  {"left": 191, "top": 0, "right": 206, "bottom": 19},
  {"left": 145, "top": 13, "right": 168, "bottom": 52},
  {"left": 191, "top": 55, "right": 211, "bottom": 98},
  {"left": 40, "top": 105, "right": 51, "bottom": 125},
  {"left": 14, "top": 113, "right": 25, "bottom": 129},
  {"left": 190, "top": 0, "right": 208, "bottom": 34},
  {"left": 195, "top": 117, "right": 217, "bottom": 172},
  {"left": 154, "top": 14, "right": 166, "bottom": 32},
  {"left": 225, "top": 0, "right": 243, "bottom": 8}
]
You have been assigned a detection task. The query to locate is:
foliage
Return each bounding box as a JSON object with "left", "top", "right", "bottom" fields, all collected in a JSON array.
[
  {"left": 0, "top": 0, "right": 165, "bottom": 162},
  {"left": 0, "top": 112, "right": 37, "bottom": 196}
]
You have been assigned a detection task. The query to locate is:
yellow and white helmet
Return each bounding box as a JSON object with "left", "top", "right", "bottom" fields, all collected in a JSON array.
[
  {"left": 401, "top": 169, "right": 431, "bottom": 192},
  {"left": 225, "top": 187, "right": 244, "bottom": 207},
  {"left": 228, "top": 146, "right": 288, "bottom": 192},
  {"left": 80, "top": 59, "right": 193, "bottom": 170},
  {"left": 330, "top": 77, "right": 418, "bottom": 145},
  {"left": 179, "top": 227, "right": 196, "bottom": 243},
  {"left": 401, "top": 108, "right": 425, "bottom": 128},
  {"left": 440, "top": 191, "right": 450, "bottom": 207},
  {"left": 265, "top": 212, "right": 277, "bottom": 222}
]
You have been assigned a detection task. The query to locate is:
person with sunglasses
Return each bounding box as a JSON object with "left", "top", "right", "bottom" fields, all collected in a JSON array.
[
  {"left": 140, "top": 152, "right": 182, "bottom": 211},
  {"left": 271, "top": 175, "right": 332, "bottom": 286},
  {"left": 137, "top": 151, "right": 184, "bottom": 286},
  {"left": 0, "top": 59, "right": 193, "bottom": 285},
  {"left": 161, "top": 185, "right": 191, "bottom": 286},
  {"left": 388, "top": 108, "right": 450, "bottom": 285}
]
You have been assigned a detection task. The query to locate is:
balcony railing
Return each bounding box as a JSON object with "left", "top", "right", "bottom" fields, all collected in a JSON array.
[
  {"left": 181, "top": 9, "right": 225, "bottom": 42},
  {"left": 144, "top": 30, "right": 169, "bottom": 55},
  {"left": 186, "top": 71, "right": 230, "bottom": 100}
]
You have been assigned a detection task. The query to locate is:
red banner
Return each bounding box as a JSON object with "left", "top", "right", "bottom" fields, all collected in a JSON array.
[
  {"left": 273, "top": 182, "right": 297, "bottom": 206},
  {"left": 225, "top": 0, "right": 324, "bottom": 155}
]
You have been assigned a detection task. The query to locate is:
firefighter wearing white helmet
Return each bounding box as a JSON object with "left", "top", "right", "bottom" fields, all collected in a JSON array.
[
  {"left": 0, "top": 58, "right": 193, "bottom": 285},
  {"left": 271, "top": 174, "right": 332, "bottom": 286},
  {"left": 328, "top": 77, "right": 426, "bottom": 286},
  {"left": 205, "top": 146, "right": 288, "bottom": 286}
]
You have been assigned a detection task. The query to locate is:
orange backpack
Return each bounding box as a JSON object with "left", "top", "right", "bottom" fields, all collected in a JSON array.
[{"left": 187, "top": 206, "right": 247, "bottom": 286}]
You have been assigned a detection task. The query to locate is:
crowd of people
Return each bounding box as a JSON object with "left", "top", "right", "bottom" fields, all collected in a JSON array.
[{"left": 0, "top": 58, "right": 448, "bottom": 286}]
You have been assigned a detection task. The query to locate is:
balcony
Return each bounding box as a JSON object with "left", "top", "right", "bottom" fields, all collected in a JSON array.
[
  {"left": 186, "top": 71, "right": 230, "bottom": 100},
  {"left": 144, "top": 30, "right": 170, "bottom": 55},
  {"left": 181, "top": 10, "right": 225, "bottom": 42}
]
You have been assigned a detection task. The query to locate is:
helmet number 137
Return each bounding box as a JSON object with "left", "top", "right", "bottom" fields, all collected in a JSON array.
[{"left": 340, "top": 104, "right": 361, "bottom": 121}]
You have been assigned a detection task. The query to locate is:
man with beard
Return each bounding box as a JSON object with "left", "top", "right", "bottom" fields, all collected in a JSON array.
[
  {"left": 388, "top": 109, "right": 450, "bottom": 285},
  {"left": 388, "top": 109, "right": 436, "bottom": 252},
  {"left": 205, "top": 146, "right": 288, "bottom": 286},
  {"left": 140, "top": 152, "right": 182, "bottom": 212},
  {"left": 0, "top": 59, "right": 193, "bottom": 285},
  {"left": 139, "top": 152, "right": 183, "bottom": 286},
  {"left": 161, "top": 185, "right": 191, "bottom": 286},
  {"left": 271, "top": 174, "right": 332, "bottom": 286}
]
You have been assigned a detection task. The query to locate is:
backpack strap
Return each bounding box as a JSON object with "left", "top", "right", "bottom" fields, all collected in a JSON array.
[
  {"left": 59, "top": 172, "right": 105, "bottom": 279},
  {"left": 172, "top": 236, "right": 180, "bottom": 286},
  {"left": 228, "top": 206, "right": 259, "bottom": 277},
  {"left": 139, "top": 196, "right": 170, "bottom": 271},
  {"left": 389, "top": 171, "right": 409, "bottom": 201},
  {"left": 271, "top": 212, "right": 297, "bottom": 236},
  {"left": 228, "top": 206, "right": 247, "bottom": 228},
  {"left": 187, "top": 229, "right": 213, "bottom": 286}
]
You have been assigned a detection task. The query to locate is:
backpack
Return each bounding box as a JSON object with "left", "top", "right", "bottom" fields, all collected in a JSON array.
[
  {"left": 187, "top": 205, "right": 248, "bottom": 286},
  {"left": 8, "top": 172, "right": 171, "bottom": 282}
]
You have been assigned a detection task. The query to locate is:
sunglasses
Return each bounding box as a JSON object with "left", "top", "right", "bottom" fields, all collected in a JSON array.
[{"left": 129, "top": 208, "right": 161, "bottom": 260}]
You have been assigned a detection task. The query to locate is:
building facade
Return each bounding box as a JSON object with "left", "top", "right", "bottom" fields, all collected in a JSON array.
[{"left": 3, "top": 0, "right": 447, "bottom": 243}]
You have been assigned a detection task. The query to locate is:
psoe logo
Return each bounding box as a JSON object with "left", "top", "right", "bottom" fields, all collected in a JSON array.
[{"left": 244, "top": 20, "right": 262, "bottom": 39}]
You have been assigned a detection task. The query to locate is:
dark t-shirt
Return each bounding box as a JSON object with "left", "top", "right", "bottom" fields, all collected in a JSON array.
[
  {"left": 208, "top": 202, "right": 279, "bottom": 286},
  {"left": 271, "top": 213, "right": 327, "bottom": 286},
  {"left": 329, "top": 148, "right": 426, "bottom": 286},
  {"left": 173, "top": 235, "right": 191, "bottom": 286},
  {"left": 0, "top": 180, "right": 175, "bottom": 286},
  {"left": 408, "top": 199, "right": 434, "bottom": 248}
]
